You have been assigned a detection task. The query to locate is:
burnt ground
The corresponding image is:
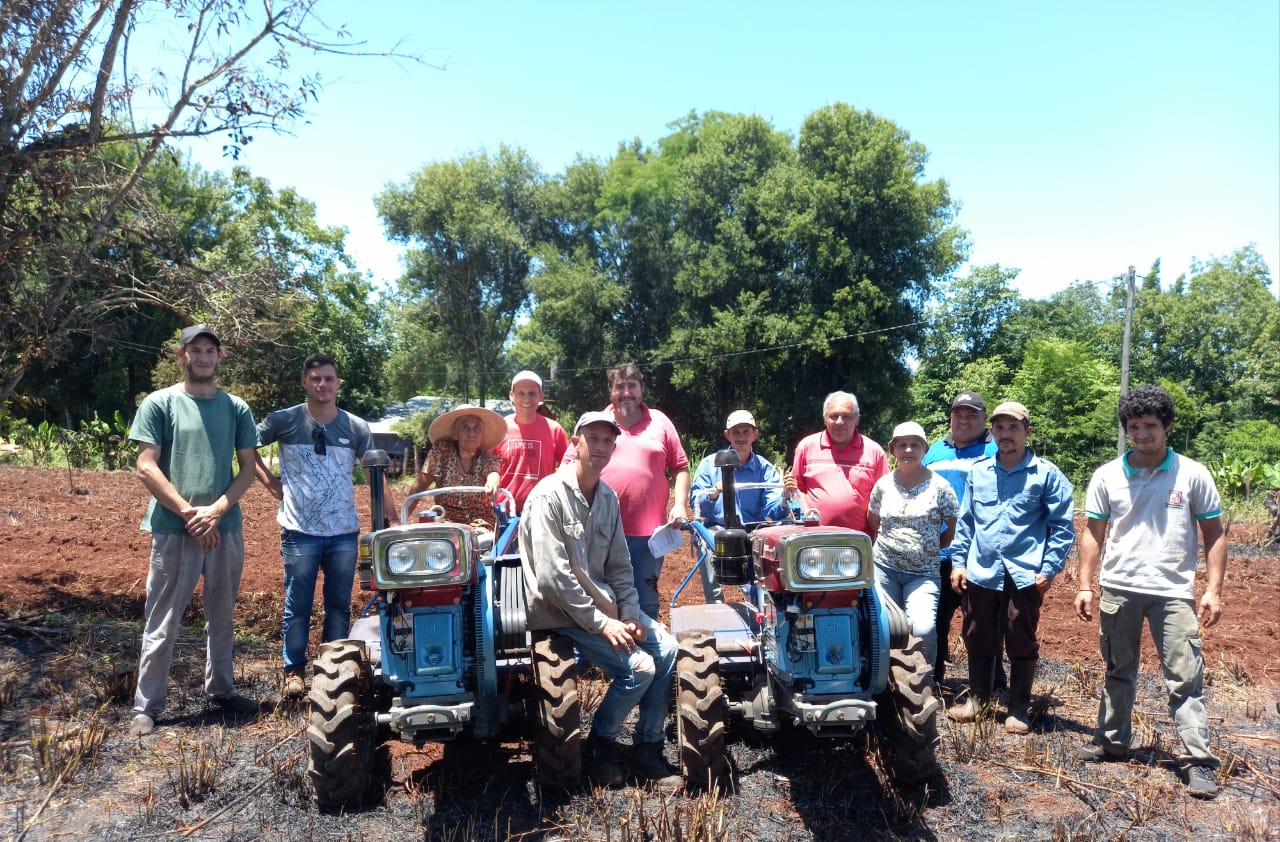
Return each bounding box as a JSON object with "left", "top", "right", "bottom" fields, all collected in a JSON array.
[{"left": 0, "top": 463, "right": 1277, "bottom": 841}]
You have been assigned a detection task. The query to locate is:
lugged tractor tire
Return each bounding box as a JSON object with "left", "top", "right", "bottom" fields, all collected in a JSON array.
[
  {"left": 875, "top": 633, "right": 942, "bottom": 786},
  {"left": 530, "top": 633, "right": 581, "bottom": 788},
  {"left": 676, "top": 629, "right": 729, "bottom": 790},
  {"left": 307, "top": 640, "right": 377, "bottom": 810}
]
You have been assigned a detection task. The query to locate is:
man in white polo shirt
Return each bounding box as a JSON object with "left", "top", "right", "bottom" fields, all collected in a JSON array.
[{"left": 1073, "top": 384, "right": 1227, "bottom": 799}]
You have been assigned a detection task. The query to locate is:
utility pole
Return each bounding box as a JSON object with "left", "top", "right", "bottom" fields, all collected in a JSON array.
[{"left": 1117, "top": 265, "right": 1136, "bottom": 456}]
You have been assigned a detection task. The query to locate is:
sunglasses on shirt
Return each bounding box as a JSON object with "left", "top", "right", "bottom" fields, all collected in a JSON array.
[{"left": 312, "top": 426, "right": 327, "bottom": 456}]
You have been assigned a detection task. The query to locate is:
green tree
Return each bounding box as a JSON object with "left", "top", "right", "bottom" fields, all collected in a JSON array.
[
  {"left": 377, "top": 147, "right": 547, "bottom": 404},
  {"left": 515, "top": 105, "right": 966, "bottom": 449},
  {"left": 1008, "top": 338, "right": 1118, "bottom": 483}
]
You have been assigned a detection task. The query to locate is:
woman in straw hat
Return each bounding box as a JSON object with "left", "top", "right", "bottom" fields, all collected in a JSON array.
[
  {"left": 406, "top": 404, "right": 506, "bottom": 526},
  {"left": 866, "top": 421, "right": 961, "bottom": 672}
]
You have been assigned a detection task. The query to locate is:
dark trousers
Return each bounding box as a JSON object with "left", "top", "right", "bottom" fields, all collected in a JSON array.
[{"left": 961, "top": 571, "right": 1042, "bottom": 661}]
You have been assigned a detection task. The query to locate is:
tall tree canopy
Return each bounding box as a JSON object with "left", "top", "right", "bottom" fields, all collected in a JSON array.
[
  {"left": 377, "top": 146, "right": 547, "bottom": 404},
  {"left": 511, "top": 105, "right": 966, "bottom": 455},
  {"left": 0, "top": 0, "right": 407, "bottom": 409}
]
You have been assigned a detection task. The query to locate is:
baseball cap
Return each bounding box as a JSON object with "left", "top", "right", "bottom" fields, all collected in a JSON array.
[
  {"left": 724, "top": 409, "right": 757, "bottom": 429},
  {"left": 511, "top": 369, "right": 543, "bottom": 389},
  {"left": 951, "top": 391, "right": 986, "bottom": 412},
  {"left": 179, "top": 324, "right": 220, "bottom": 347},
  {"left": 573, "top": 410, "right": 621, "bottom": 436},
  {"left": 888, "top": 421, "right": 928, "bottom": 448},
  {"left": 991, "top": 401, "right": 1030, "bottom": 422}
]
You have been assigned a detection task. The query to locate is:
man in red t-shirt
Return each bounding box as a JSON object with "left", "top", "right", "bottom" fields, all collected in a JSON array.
[
  {"left": 496, "top": 370, "right": 569, "bottom": 513},
  {"left": 788, "top": 390, "right": 887, "bottom": 535}
]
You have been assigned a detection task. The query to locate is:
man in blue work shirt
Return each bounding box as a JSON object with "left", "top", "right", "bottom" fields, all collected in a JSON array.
[
  {"left": 923, "top": 391, "right": 998, "bottom": 684},
  {"left": 947, "top": 401, "right": 1075, "bottom": 734},
  {"left": 689, "top": 409, "right": 788, "bottom": 601}
]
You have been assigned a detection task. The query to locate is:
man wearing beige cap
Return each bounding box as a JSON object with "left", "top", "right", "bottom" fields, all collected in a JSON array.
[
  {"left": 948, "top": 401, "right": 1075, "bottom": 733},
  {"left": 521, "top": 411, "right": 680, "bottom": 786},
  {"left": 689, "top": 409, "right": 789, "bottom": 600},
  {"left": 496, "top": 370, "right": 568, "bottom": 513}
]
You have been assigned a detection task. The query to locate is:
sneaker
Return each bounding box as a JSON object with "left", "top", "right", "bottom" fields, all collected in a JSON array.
[
  {"left": 1072, "top": 743, "right": 1126, "bottom": 763},
  {"left": 583, "top": 733, "right": 626, "bottom": 787},
  {"left": 212, "top": 694, "right": 259, "bottom": 715},
  {"left": 631, "top": 741, "right": 683, "bottom": 789},
  {"left": 129, "top": 714, "right": 155, "bottom": 737},
  {"left": 1186, "top": 765, "right": 1218, "bottom": 799},
  {"left": 283, "top": 672, "right": 306, "bottom": 700}
]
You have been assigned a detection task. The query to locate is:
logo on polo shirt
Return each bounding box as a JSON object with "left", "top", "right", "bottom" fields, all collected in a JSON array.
[{"left": 1166, "top": 490, "right": 1184, "bottom": 508}]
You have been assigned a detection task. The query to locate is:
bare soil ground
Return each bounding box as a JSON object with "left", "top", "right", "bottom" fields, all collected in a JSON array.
[{"left": 0, "top": 464, "right": 1277, "bottom": 841}]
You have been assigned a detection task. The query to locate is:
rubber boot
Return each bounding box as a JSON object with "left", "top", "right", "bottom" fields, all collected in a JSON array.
[
  {"left": 947, "top": 655, "right": 995, "bottom": 723},
  {"left": 1004, "top": 657, "right": 1037, "bottom": 734}
]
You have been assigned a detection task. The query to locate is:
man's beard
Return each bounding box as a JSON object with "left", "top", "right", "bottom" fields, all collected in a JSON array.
[{"left": 182, "top": 363, "right": 217, "bottom": 385}]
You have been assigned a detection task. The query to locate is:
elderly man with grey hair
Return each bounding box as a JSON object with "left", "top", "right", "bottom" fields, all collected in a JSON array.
[{"left": 787, "top": 391, "right": 887, "bottom": 534}]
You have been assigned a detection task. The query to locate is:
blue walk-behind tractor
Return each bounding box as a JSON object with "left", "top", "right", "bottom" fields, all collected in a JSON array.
[
  {"left": 670, "top": 449, "right": 941, "bottom": 790},
  {"left": 305, "top": 449, "right": 543, "bottom": 809}
]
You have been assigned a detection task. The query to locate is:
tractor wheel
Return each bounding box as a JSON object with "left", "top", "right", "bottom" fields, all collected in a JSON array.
[
  {"left": 307, "top": 640, "right": 378, "bottom": 810},
  {"left": 876, "top": 634, "right": 941, "bottom": 786},
  {"left": 531, "top": 634, "right": 581, "bottom": 788},
  {"left": 676, "top": 629, "right": 729, "bottom": 790}
]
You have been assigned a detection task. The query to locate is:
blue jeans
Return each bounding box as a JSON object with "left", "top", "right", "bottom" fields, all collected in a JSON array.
[
  {"left": 281, "top": 530, "right": 358, "bottom": 673},
  {"left": 1095, "top": 587, "right": 1217, "bottom": 768},
  {"left": 875, "top": 564, "right": 940, "bottom": 668},
  {"left": 626, "top": 535, "right": 664, "bottom": 621},
  {"left": 557, "top": 613, "right": 676, "bottom": 744}
]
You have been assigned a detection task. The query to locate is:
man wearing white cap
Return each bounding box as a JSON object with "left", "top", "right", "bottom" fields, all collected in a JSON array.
[
  {"left": 948, "top": 401, "right": 1075, "bottom": 734},
  {"left": 690, "top": 410, "right": 789, "bottom": 601},
  {"left": 496, "top": 370, "right": 569, "bottom": 513}
]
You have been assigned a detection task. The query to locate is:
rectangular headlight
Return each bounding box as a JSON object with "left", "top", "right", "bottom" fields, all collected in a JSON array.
[
  {"left": 372, "top": 524, "right": 475, "bottom": 589},
  {"left": 779, "top": 529, "right": 873, "bottom": 591}
]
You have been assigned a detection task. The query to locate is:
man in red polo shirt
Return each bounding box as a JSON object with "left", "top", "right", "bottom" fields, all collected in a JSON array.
[{"left": 789, "top": 390, "right": 887, "bottom": 534}]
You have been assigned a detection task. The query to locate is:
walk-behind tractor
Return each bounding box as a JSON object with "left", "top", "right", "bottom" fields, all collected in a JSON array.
[
  {"left": 671, "top": 449, "right": 940, "bottom": 790},
  {"left": 305, "top": 450, "right": 539, "bottom": 810}
]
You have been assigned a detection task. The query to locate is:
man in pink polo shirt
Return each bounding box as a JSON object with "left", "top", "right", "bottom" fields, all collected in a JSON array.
[
  {"left": 789, "top": 390, "right": 887, "bottom": 534},
  {"left": 496, "top": 370, "right": 569, "bottom": 513},
  {"left": 598, "top": 362, "right": 691, "bottom": 620}
]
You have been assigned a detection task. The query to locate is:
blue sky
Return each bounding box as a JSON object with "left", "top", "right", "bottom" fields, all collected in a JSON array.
[{"left": 179, "top": 1, "right": 1280, "bottom": 300}]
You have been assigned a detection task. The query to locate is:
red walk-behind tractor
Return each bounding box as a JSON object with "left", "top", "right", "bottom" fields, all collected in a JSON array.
[{"left": 670, "top": 448, "right": 940, "bottom": 789}]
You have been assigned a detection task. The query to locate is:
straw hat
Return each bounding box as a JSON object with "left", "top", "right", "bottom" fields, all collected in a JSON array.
[{"left": 427, "top": 404, "right": 507, "bottom": 451}]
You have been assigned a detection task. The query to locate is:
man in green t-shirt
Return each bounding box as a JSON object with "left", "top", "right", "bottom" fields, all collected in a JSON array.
[{"left": 127, "top": 325, "right": 260, "bottom": 737}]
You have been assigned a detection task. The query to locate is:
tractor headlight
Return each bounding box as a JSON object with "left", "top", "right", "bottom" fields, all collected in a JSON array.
[
  {"left": 796, "top": 546, "right": 862, "bottom": 581},
  {"left": 370, "top": 524, "right": 474, "bottom": 589},
  {"left": 775, "top": 528, "right": 873, "bottom": 591}
]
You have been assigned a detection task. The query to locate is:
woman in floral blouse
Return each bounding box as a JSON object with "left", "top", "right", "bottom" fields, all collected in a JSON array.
[
  {"left": 407, "top": 405, "right": 506, "bottom": 526},
  {"left": 867, "top": 421, "right": 960, "bottom": 671}
]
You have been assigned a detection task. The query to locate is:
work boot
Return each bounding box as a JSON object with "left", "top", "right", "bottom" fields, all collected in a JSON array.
[
  {"left": 631, "top": 741, "right": 683, "bottom": 789},
  {"left": 948, "top": 654, "right": 995, "bottom": 723},
  {"left": 583, "top": 732, "right": 626, "bottom": 787},
  {"left": 1004, "top": 657, "right": 1037, "bottom": 734}
]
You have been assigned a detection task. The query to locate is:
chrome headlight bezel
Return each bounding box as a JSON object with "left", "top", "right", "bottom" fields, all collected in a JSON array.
[
  {"left": 780, "top": 530, "right": 873, "bottom": 591},
  {"left": 371, "top": 524, "right": 474, "bottom": 589}
]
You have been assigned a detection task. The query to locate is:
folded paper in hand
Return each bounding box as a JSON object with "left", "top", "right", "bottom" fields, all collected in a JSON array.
[{"left": 647, "top": 524, "right": 685, "bottom": 557}]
